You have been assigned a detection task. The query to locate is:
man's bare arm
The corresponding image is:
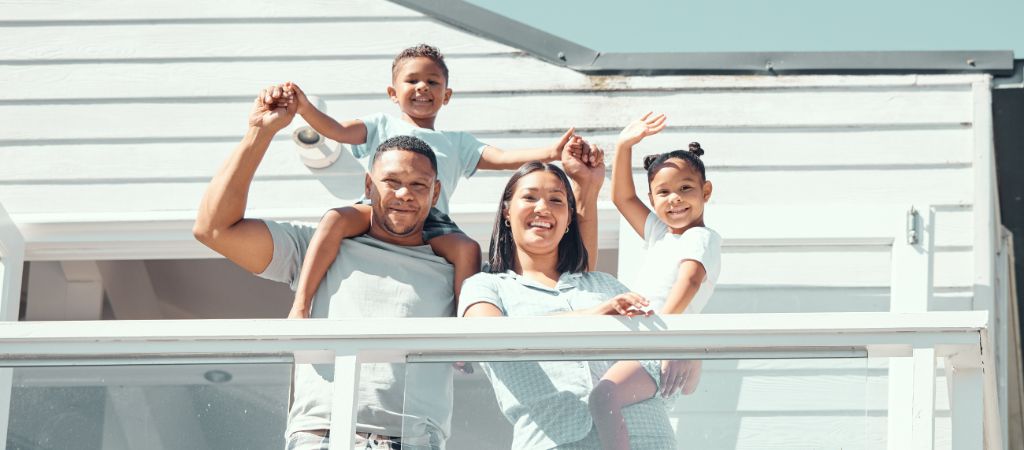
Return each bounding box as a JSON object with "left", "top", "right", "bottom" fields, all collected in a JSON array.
[{"left": 193, "top": 86, "right": 297, "bottom": 273}]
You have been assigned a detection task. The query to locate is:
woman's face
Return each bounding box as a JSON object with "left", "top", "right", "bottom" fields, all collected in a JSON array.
[{"left": 504, "top": 171, "right": 571, "bottom": 257}]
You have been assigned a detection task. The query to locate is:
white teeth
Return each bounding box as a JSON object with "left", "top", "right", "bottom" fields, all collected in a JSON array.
[{"left": 528, "top": 221, "right": 552, "bottom": 229}]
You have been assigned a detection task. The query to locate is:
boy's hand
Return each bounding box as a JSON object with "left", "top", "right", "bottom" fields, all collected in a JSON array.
[
  {"left": 248, "top": 84, "right": 296, "bottom": 131},
  {"left": 562, "top": 136, "right": 605, "bottom": 188},
  {"left": 282, "top": 81, "right": 314, "bottom": 115},
  {"left": 618, "top": 112, "right": 667, "bottom": 147},
  {"left": 548, "top": 128, "right": 576, "bottom": 161}
]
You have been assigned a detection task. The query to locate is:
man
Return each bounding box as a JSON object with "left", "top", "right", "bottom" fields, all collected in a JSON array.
[{"left": 193, "top": 88, "right": 455, "bottom": 449}]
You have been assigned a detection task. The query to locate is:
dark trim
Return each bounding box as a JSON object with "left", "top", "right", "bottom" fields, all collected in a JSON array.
[
  {"left": 388, "top": 0, "right": 598, "bottom": 68},
  {"left": 590, "top": 51, "right": 1015, "bottom": 76},
  {"left": 391, "top": 0, "right": 1015, "bottom": 75}
]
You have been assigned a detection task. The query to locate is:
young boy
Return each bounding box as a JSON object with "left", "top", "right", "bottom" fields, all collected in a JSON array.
[{"left": 268, "top": 44, "right": 595, "bottom": 318}]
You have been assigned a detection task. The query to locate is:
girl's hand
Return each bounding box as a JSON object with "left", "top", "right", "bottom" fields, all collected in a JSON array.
[
  {"left": 594, "top": 292, "right": 651, "bottom": 316},
  {"left": 287, "top": 305, "right": 309, "bottom": 319},
  {"left": 617, "top": 112, "right": 667, "bottom": 147},
  {"left": 660, "top": 359, "right": 699, "bottom": 397}
]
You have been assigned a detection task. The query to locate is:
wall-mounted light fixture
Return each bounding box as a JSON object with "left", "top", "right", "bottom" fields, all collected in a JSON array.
[{"left": 292, "top": 96, "right": 342, "bottom": 169}]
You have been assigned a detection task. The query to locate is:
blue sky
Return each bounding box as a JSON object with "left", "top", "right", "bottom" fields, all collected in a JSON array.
[{"left": 468, "top": 0, "right": 1022, "bottom": 56}]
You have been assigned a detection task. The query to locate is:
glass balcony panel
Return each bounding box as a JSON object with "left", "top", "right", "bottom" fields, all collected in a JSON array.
[
  {"left": 405, "top": 357, "right": 879, "bottom": 450},
  {"left": 5, "top": 363, "right": 291, "bottom": 450}
]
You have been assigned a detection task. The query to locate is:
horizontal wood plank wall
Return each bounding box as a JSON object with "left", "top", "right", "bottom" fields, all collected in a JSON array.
[{"left": 0, "top": 2, "right": 984, "bottom": 449}]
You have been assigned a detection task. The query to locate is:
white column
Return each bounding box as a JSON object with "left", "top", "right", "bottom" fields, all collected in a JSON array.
[
  {"left": 949, "top": 362, "right": 984, "bottom": 449},
  {"left": 0, "top": 202, "right": 25, "bottom": 448},
  {"left": 888, "top": 207, "right": 934, "bottom": 450},
  {"left": 328, "top": 352, "right": 362, "bottom": 450}
]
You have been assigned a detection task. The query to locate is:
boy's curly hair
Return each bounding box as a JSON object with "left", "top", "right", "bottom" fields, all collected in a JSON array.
[{"left": 392, "top": 44, "right": 449, "bottom": 83}]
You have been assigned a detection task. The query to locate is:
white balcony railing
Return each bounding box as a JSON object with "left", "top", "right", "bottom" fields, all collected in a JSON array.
[{"left": 0, "top": 312, "right": 1001, "bottom": 449}]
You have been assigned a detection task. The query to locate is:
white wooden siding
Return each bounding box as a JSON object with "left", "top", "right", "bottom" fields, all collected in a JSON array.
[{"left": 0, "top": 1, "right": 999, "bottom": 449}]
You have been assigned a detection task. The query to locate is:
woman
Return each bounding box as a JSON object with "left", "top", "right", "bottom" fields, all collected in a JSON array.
[{"left": 458, "top": 158, "right": 676, "bottom": 450}]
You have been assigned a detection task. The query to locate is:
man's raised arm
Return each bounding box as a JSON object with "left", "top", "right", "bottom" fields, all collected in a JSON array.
[{"left": 193, "top": 86, "right": 297, "bottom": 274}]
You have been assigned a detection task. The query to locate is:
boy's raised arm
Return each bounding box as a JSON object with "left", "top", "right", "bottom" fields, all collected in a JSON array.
[
  {"left": 475, "top": 128, "right": 578, "bottom": 170},
  {"left": 286, "top": 82, "right": 368, "bottom": 145},
  {"left": 193, "top": 86, "right": 296, "bottom": 274}
]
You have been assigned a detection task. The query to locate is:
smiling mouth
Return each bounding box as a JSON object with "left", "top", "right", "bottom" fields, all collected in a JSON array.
[
  {"left": 528, "top": 221, "right": 554, "bottom": 230},
  {"left": 411, "top": 97, "right": 433, "bottom": 104}
]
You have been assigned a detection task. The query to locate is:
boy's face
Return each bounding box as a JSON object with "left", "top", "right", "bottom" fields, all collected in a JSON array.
[{"left": 387, "top": 57, "right": 452, "bottom": 125}]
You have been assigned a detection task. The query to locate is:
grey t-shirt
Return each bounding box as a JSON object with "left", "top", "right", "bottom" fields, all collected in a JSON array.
[{"left": 258, "top": 220, "right": 456, "bottom": 445}]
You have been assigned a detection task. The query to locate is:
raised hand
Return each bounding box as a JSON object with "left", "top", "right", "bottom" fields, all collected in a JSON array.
[
  {"left": 617, "top": 112, "right": 667, "bottom": 148},
  {"left": 248, "top": 84, "right": 297, "bottom": 131},
  {"left": 282, "top": 81, "right": 314, "bottom": 115},
  {"left": 562, "top": 135, "right": 606, "bottom": 189}
]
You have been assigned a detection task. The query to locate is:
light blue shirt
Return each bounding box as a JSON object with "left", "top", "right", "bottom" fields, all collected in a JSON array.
[
  {"left": 258, "top": 220, "right": 455, "bottom": 446},
  {"left": 351, "top": 113, "right": 487, "bottom": 215},
  {"left": 459, "top": 271, "right": 675, "bottom": 450}
]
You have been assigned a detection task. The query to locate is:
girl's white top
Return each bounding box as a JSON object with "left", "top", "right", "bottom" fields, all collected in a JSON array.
[{"left": 636, "top": 212, "right": 722, "bottom": 314}]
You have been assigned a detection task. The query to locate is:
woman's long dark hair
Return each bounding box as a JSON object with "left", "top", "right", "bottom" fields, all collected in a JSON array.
[{"left": 486, "top": 162, "right": 589, "bottom": 274}]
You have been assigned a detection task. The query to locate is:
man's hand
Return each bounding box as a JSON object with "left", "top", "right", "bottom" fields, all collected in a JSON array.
[
  {"left": 617, "top": 112, "right": 667, "bottom": 148},
  {"left": 248, "top": 84, "right": 297, "bottom": 132}
]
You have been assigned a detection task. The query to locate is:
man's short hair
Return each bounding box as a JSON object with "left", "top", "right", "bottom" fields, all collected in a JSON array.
[
  {"left": 392, "top": 44, "right": 449, "bottom": 83},
  {"left": 372, "top": 135, "right": 438, "bottom": 175}
]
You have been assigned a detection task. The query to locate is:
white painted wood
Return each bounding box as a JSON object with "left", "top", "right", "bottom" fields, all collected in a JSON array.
[
  {"left": 329, "top": 353, "right": 361, "bottom": 450},
  {"left": 0, "top": 0, "right": 420, "bottom": 20},
  {"left": 950, "top": 364, "right": 985, "bottom": 449},
  {"left": 0, "top": 202, "right": 22, "bottom": 450},
  {"left": 0, "top": 166, "right": 976, "bottom": 216},
  {"left": 0, "top": 312, "right": 990, "bottom": 352},
  {"left": 971, "top": 80, "right": 997, "bottom": 315},
  {"left": 0, "top": 89, "right": 974, "bottom": 143},
  {"left": 0, "top": 202, "right": 24, "bottom": 321},
  {"left": 0, "top": 21, "right": 514, "bottom": 62},
  {"left": 1, "top": 60, "right": 987, "bottom": 102},
  {"left": 0, "top": 128, "right": 974, "bottom": 183},
  {"left": 912, "top": 347, "right": 938, "bottom": 449}
]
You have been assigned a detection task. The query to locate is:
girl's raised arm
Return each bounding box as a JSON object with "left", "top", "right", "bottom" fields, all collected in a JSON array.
[{"left": 611, "top": 113, "right": 666, "bottom": 238}]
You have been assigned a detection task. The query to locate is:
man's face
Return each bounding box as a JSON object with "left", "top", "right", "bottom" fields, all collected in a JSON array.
[{"left": 365, "top": 150, "right": 440, "bottom": 245}]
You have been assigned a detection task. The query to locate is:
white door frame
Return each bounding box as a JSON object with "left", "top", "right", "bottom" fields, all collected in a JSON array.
[{"left": 0, "top": 201, "right": 25, "bottom": 447}]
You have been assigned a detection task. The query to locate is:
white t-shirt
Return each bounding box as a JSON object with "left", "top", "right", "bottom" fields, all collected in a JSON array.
[
  {"left": 257, "top": 220, "right": 455, "bottom": 445},
  {"left": 634, "top": 213, "right": 722, "bottom": 314}
]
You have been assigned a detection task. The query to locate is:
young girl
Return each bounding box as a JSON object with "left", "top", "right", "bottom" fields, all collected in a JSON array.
[{"left": 591, "top": 112, "right": 722, "bottom": 450}]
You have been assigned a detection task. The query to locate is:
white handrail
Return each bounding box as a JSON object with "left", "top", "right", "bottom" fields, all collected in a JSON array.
[{"left": 0, "top": 312, "right": 1000, "bottom": 449}]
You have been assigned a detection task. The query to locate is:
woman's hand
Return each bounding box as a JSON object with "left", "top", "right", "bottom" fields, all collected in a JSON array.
[
  {"left": 591, "top": 292, "right": 651, "bottom": 316},
  {"left": 617, "top": 112, "right": 667, "bottom": 148}
]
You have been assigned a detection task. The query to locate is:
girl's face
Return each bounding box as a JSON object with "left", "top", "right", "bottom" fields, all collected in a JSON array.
[
  {"left": 504, "top": 171, "right": 571, "bottom": 257},
  {"left": 647, "top": 159, "right": 712, "bottom": 234}
]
